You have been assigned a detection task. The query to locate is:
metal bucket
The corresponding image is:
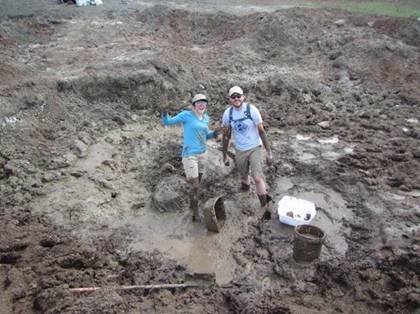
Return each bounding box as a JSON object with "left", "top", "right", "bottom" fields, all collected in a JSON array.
[
  {"left": 203, "top": 196, "right": 226, "bottom": 233},
  {"left": 293, "top": 225, "right": 325, "bottom": 263}
]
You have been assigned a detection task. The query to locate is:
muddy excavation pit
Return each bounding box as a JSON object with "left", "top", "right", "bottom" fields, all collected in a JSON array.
[{"left": 0, "top": 1, "right": 419, "bottom": 313}]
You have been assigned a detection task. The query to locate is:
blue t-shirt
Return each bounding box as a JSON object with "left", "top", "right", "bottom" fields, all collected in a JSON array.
[
  {"left": 162, "top": 110, "right": 216, "bottom": 157},
  {"left": 222, "top": 103, "right": 262, "bottom": 151}
]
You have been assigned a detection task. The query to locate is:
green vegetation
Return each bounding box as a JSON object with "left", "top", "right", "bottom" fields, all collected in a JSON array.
[
  {"left": 318, "top": 1, "right": 420, "bottom": 18},
  {"left": 243, "top": 0, "right": 420, "bottom": 18}
]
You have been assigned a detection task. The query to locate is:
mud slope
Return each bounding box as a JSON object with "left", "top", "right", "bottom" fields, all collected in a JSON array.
[{"left": 0, "top": 4, "right": 419, "bottom": 314}]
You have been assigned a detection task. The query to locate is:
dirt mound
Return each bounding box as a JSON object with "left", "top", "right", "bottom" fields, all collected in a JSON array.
[
  {"left": 135, "top": 6, "right": 253, "bottom": 45},
  {"left": 371, "top": 17, "right": 420, "bottom": 47}
]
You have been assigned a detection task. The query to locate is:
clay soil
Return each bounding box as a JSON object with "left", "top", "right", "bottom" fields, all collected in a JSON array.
[{"left": 0, "top": 0, "right": 419, "bottom": 313}]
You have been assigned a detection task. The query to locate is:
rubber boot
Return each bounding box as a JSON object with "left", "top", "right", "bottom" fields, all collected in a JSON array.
[
  {"left": 190, "top": 184, "right": 200, "bottom": 222},
  {"left": 258, "top": 194, "right": 272, "bottom": 220},
  {"left": 241, "top": 182, "right": 250, "bottom": 191},
  {"left": 190, "top": 196, "right": 199, "bottom": 222}
]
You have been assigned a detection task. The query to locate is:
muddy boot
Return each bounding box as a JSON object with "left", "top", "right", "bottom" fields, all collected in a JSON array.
[
  {"left": 263, "top": 210, "right": 271, "bottom": 220},
  {"left": 258, "top": 194, "right": 270, "bottom": 207},
  {"left": 241, "top": 182, "right": 250, "bottom": 191},
  {"left": 189, "top": 183, "right": 200, "bottom": 222},
  {"left": 190, "top": 197, "right": 200, "bottom": 222},
  {"left": 258, "top": 194, "right": 272, "bottom": 220}
]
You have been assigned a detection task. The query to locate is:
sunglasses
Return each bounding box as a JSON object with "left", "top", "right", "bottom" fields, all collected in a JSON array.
[
  {"left": 194, "top": 101, "right": 207, "bottom": 106},
  {"left": 230, "top": 94, "right": 242, "bottom": 99}
]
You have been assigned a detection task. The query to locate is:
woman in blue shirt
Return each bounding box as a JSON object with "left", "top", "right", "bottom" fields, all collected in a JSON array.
[{"left": 162, "top": 94, "right": 218, "bottom": 222}]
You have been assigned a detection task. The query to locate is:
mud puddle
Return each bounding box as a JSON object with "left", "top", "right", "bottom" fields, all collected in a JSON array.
[
  {"left": 30, "top": 121, "right": 242, "bottom": 284},
  {"left": 291, "top": 133, "right": 354, "bottom": 164},
  {"left": 128, "top": 201, "right": 244, "bottom": 285}
]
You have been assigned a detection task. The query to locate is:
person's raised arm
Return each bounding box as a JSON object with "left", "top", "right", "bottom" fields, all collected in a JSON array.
[
  {"left": 161, "top": 111, "right": 186, "bottom": 126},
  {"left": 160, "top": 95, "right": 189, "bottom": 126}
]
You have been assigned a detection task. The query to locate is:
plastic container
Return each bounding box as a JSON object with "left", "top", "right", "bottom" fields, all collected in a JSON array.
[
  {"left": 293, "top": 225, "right": 325, "bottom": 263},
  {"left": 277, "top": 196, "right": 316, "bottom": 227},
  {"left": 76, "top": 0, "right": 89, "bottom": 6}
]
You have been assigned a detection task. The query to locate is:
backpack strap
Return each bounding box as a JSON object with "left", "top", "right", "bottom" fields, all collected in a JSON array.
[
  {"left": 245, "top": 103, "right": 251, "bottom": 121},
  {"left": 228, "top": 104, "right": 253, "bottom": 125}
]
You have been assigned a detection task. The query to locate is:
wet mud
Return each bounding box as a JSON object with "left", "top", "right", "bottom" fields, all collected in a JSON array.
[{"left": 0, "top": 1, "right": 419, "bottom": 313}]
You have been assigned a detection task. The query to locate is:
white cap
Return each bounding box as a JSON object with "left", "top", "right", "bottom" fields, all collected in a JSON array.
[
  {"left": 191, "top": 94, "right": 208, "bottom": 104},
  {"left": 228, "top": 86, "right": 243, "bottom": 97}
]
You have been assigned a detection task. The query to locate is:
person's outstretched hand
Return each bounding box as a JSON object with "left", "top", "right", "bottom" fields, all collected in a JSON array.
[
  {"left": 159, "top": 94, "right": 173, "bottom": 113},
  {"left": 213, "top": 125, "right": 223, "bottom": 139}
]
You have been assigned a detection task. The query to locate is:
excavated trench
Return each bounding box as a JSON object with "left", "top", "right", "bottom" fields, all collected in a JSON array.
[{"left": 1, "top": 3, "right": 420, "bottom": 313}]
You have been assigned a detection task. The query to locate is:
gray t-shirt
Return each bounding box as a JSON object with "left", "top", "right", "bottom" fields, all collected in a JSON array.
[{"left": 222, "top": 103, "right": 262, "bottom": 151}]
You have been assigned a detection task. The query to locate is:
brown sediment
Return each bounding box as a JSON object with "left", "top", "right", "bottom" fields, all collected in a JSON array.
[{"left": 0, "top": 1, "right": 419, "bottom": 313}]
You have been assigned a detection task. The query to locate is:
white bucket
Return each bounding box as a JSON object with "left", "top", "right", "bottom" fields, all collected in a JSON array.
[
  {"left": 277, "top": 196, "right": 316, "bottom": 227},
  {"left": 76, "top": 0, "right": 89, "bottom": 6}
]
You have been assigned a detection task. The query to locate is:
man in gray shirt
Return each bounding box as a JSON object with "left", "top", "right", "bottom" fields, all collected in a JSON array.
[{"left": 222, "top": 86, "right": 273, "bottom": 219}]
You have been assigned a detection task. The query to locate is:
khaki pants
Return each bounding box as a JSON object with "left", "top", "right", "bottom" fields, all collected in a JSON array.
[
  {"left": 235, "top": 146, "right": 264, "bottom": 178},
  {"left": 182, "top": 152, "right": 207, "bottom": 179}
]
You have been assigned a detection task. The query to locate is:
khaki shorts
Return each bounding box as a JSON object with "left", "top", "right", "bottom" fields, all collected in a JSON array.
[
  {"left": 235, "top": 146, "right": 264, "bottom": 178},
  {"left": 182, "top": 152, "right": 207, "bottom": 179}
]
